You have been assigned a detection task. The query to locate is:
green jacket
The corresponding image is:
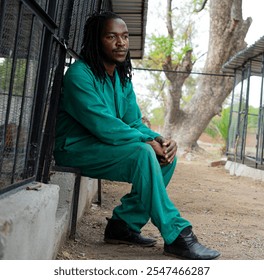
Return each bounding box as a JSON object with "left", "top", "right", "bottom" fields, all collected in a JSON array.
[{"left": 54, "top": 59, "right": 160, "bottom": 154}]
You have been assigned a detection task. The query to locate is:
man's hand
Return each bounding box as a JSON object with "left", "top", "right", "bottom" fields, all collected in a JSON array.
[
  {"left": 161, "top": 138, "right": 178, "bottom": 164},
  {"left": 146, "top": 140, "right": 164, "bottom": 157},
  {"left": 148, "top": 136, "right": 178, "bottom": 165}
]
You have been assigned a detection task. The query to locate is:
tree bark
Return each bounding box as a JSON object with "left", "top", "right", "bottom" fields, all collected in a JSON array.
[
  {"left": 164, "top": 0, "right": 252, "bottom": 150},
  {"left": 163, "top": 50, "right": 193, "bottom": 138}
]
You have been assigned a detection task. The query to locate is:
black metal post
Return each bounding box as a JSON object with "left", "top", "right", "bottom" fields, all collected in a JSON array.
[{"left": 38, "top": 0, "right": 75, "bottom": 183}]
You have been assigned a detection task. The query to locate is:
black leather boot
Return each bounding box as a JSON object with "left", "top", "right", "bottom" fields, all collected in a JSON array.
[
  {"left": 164, "top": 226, "right": 220, "bottom": 260},
  {"left": 104, "top": 218, "right": 157, "bottom": 247}
]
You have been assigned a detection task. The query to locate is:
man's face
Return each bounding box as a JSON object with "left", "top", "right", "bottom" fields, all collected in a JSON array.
[{"left": 101, "top": 18, "right": 129, "bottom": 67}]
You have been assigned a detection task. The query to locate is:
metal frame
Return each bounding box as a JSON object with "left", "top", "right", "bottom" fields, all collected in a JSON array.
[{"left": 226, "top": 51, "right": 264, "bottom": 169}]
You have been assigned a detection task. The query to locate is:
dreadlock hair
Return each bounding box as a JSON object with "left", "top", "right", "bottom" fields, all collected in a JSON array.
[{"left": 80, "top": 11, "right": 132, "bottom": 88}]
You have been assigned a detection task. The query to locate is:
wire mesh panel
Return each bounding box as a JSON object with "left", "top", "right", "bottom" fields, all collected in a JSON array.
[
  {"left": 0, "top": 1, "right": 44, "bottom": 190},
  {"left": 67, "top": 0, "right": 88, "bottom": 52}
]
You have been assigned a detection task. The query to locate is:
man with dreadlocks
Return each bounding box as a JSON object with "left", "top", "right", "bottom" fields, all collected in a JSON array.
[{"left": 54, "top": 11, "right": 220, "bottom": 260}]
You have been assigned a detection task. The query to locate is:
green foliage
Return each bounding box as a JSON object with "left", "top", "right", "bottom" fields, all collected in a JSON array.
[
  {"left": 205, "top": 107, "right": 230, "bottom": 142},
  {"left": 205, "top": 106, "right": 260, "bottom": 144},
  {"left": 146, "top": 0, "right": 197, "bottom": 67},
  {"left": 149, "top": 107, "right": 165, "bottom": 126},
  {"left": 135, "top": 0, "right": 201, "bottom": 122},
  {"left": 149, "top": 35, "right": 174, "bottom": 58},
  {"left": 148, "top": 35, "right": 194, "bottom": 66}
]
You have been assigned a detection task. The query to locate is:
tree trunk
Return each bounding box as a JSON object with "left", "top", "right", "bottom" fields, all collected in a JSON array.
[
  {"left": 165, "top": 0, "right": 251, "bottom": 150},
  {"left": 162, "top": 0, "right": 193, "bottom": 138}
]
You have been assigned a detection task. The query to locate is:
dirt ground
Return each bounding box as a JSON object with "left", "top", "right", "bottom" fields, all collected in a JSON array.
[{"left": 56, "top": 139, "right": 264, "bottom": 260}]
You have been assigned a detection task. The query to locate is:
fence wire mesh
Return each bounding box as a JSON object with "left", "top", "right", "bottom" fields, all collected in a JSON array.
[{"left": 0, "top": 1, "right": 44, "bottom": 189}]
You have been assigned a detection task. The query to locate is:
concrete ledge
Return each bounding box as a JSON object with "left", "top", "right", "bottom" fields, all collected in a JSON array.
[
  {"left": 0, "top": 183, "right": 59, "bottom": 259},
  {"left": 50, "top": 172, "right": 98, "bottom": 222},
  {"left": 50, "top": 172, "right": 98, "bottom": 258},
  {"left": 225, "top": 160, "right": 264, "bottom": 181},
  {"left": 0, "top": 172, "right": 98, "bottom": 260}
]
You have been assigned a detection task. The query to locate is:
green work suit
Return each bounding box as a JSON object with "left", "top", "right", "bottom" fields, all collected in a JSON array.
[{"left": 54, "top": 59, "right": 191, "bottom": 244}]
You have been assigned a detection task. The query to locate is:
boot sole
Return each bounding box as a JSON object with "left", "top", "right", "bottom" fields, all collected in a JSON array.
[
  {"left": 104, "top": 238, "right": 157, "bottom": 247},
  {"left": 163, "top": 251, "right": 221, "bottom": 260}
]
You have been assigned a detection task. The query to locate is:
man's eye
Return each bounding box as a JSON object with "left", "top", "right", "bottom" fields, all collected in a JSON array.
[{"left": 107, "top": 35, "right": 115, "bottom": 40}]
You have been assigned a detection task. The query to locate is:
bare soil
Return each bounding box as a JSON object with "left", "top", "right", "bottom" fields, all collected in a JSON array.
[{"left": 56, "top": 138, "right": 264, "bottom": 260}]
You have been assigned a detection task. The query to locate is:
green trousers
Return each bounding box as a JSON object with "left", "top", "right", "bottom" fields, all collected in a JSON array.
[{"left": 54, "top": 141, "right": 191, "bottom": 244}]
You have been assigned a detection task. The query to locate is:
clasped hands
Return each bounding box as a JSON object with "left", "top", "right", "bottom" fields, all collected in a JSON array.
[{"left": 147, "top": 136, "right": 178, "bottom": 166}]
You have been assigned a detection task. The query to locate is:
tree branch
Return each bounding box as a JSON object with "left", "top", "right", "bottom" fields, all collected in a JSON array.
[
  {"left": 229, "top": 0, "right": 244, "bottom": 32},
  {"left": 166, "top": 0, "right": 173, "bottom": 38},
  {"left": 194, "top": 0, "right": 208, "bottom": 13},
  {"left": 231, "top": 0, "right": 242, "bottom": 21}
]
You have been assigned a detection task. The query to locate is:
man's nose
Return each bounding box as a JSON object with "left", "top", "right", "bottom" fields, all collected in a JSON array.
[{"left": 116, "top": 36, "right": 126, "bottom": 46}]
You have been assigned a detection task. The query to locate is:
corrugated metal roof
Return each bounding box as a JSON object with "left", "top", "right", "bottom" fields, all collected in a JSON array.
[
  {"left": 111, "top": 0, "right": 148, "bottom": 59},
  {"left": 222, "top": 36, "right": 264, "bottom": 74}
]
